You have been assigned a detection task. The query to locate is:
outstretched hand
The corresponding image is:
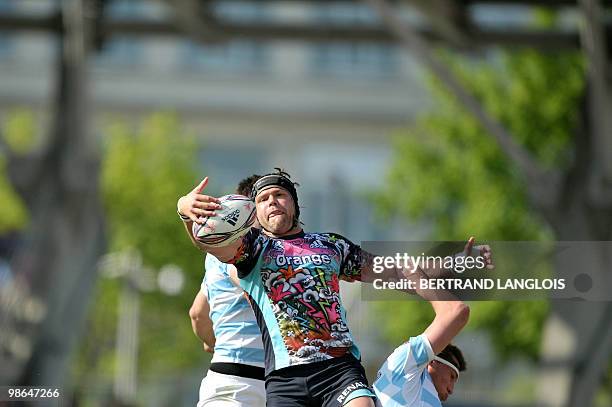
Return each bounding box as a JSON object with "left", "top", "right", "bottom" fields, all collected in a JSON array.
[
  {"left": 464, "top": 236, "right": 494, "bottom": 270},
  {"left": 177, "top": 177, "right": 222, "bottom": 224}
]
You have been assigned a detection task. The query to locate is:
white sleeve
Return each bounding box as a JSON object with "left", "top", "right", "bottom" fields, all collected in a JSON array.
[
  {"left": 202, "top": 253, "right": 216, "bottom": 294},
  {"left": 406, "top": 334, "right": 435, "bottom": 369},
  {"left": 385, "top": 334, "right": 435, "bottom": 377}
]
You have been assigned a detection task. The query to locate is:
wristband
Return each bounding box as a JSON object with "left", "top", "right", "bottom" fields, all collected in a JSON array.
[{"left": 177, "top": 202, "right": 191, "bottom": 222}]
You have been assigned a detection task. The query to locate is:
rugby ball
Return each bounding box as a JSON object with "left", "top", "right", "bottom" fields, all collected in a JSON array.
[{"left": 192, "top": 194, "right": 256, "bottom": 247}]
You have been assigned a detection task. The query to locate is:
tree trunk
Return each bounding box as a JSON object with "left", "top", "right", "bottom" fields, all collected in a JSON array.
[
  {"left": 0, "top": 0, "right": 106, "bottom": 392},
  {"left": 536, "top": 84, "right": 612, "bottom": 406}
]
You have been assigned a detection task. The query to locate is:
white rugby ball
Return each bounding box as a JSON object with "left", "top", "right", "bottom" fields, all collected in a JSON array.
[{"left": 192, "top": 194, "right": 256, "bottom": 247}]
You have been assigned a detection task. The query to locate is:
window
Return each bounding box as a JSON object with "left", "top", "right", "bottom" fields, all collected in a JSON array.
[
  {"left": 180, "top": 2, "right": 270, "bottom": 74},
  {"left": 309, "top": 4, "right": 398, "bottom": 79},
  {"left": 0, "top": 0, "right": 15, "bottom": 60},
  {"left": 106, "top": 0, "right": 150, "bottom": 20},
  {"left": 311, "top": 41, "right": 398, "bottom": 79},
  {"left": 181, "top": 40, "right": 268, "bottom": 75},
  {"left": 95, "top": 36, "right": 143, "bottom": 67},
  {"left": 214, "top": 0, "right": 270, "bottom": 23}
]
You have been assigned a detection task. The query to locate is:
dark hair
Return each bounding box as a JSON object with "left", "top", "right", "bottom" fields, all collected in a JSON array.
[
  {"left": 236, "top": 174, "right": 262, "bottom": 196},
  {"left": 438, "top": 344, "right": 466, "bottom": 372}
]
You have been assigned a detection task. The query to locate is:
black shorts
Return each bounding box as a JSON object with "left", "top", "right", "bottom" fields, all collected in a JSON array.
[{"left": 265, "top": 353, "right": 376, "bottom": 407}]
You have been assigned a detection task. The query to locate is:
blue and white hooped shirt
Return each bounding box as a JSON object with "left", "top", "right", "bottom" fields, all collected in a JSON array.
[
  {"left": 203, "top": 254, "right": 265, "bottom": 368},
  {"left": 373, "top": 334, "right": 442, "bottom": 407}
]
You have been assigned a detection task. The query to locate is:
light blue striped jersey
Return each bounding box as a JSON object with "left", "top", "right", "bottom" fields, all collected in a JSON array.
[
  {"left": 373, "top": 334, "right": 441, "bottom": 407},
  {"left": 203, "top": 254, "right": 265, "bottom": 367}
]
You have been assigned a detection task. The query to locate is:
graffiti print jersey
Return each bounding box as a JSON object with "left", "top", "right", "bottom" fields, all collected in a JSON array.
[{"left": 233, "top": 229, "right": 371, "bottom": 375}]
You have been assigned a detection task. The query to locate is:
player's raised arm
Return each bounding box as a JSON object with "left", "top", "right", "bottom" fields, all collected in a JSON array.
[
  {"left": 372, "top": 244, "right": 474, "bottom": 406},
  {"left": 177, "top": 177, "right": 221, "bottom": 248},
  {"left": 177, "top": 177, "right": 254, "bottom": 262},
  {"left": 416, "top": 238, "right": 478, "bottom": 354},
  {"left": 421, "top": 294, "right": 469, "bottom": 355}
]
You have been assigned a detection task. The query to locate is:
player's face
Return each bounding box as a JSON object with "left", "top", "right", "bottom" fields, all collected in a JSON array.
[
  {"left": 428, "top": 361, "right": 458, "bottom": 401},
  {"left": 255, "top": 187, "right": 296, "bottom": 235}
]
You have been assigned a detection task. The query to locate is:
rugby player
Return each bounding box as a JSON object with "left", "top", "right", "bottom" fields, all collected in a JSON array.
[
  {"left": 181, "top": 175, "right": 266, "bottom": 407},
  {"left": 373, "top": 249, "right": 472, "bottom": 406},
  {"left": 180, "top": 169, "right": 377, "bottom": 407},
  {"left": 180, "top": 170, "right": 492, "bottom": 407}
]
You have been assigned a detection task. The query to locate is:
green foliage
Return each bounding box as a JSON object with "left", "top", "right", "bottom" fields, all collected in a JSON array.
[
  {"left": 595, "top": 361, "right": 612, "bottom": 407},
  {"left": 75, "top": 113, "right": 209, "bottom": 382},
  {"left": 101, "top": 113, "right": 199, "bottom": 268},
  {"left": 76, "top": 278, "right": 121, "bottom": 378},
  {"left": 375, "top": 48, "right": 584, "bottom": 361},
  {"left": 3, "top": 109, "right": 39, "bottom": 155},
  {"left": 0, "top": 156, "right": 27, "bottom": 232},
  {"left": 0, "top": 109, "right": 34, "bottom": 232}
]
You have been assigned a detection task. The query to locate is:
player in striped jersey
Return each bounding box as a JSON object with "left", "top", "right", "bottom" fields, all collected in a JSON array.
[
  {"left": 184, "top": 175, "right": 266, "bottom": 406},
  {"left": 373, "top": 336, "right": 466, "bottom": 407},
  {"left": 372, "top": 239, "right": 481, "bottom": 406}
]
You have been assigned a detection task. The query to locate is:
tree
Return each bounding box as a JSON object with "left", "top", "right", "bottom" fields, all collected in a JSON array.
[
  {"left": 73, "top": 113, "right": 210, "bottom": 399},
  {"left": 0, "top": 109, "right": 32, "bottom": 232},
  {"left": 375, "top": 48, "right": 584, "bottom": 358},
  {"left": 375, "top": 8, "right": 612, "bottom": 398},
  {"left": 0, "top": 3, "right": 106, "bottom": 387}
]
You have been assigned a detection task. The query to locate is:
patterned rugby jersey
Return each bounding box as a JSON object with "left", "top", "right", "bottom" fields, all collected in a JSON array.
[{"left": 231, "top": 229, "right": 372, "bottom": 375}]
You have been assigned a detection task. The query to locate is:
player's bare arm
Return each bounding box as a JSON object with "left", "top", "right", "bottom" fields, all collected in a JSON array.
[
  {"left": 177, "top": 177, "right": 247, "bottom": 261},
  {"left": 413, "top": 238, "right": 479, "bottom": 354},
  {"left": 189, "top": 290, "right": 216, "bottom": 353},
  {"left": 421, "top": 296, "right": 470, "bottom": 355}
]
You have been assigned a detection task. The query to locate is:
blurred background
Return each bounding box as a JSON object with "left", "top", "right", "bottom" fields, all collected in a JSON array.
[{"left": 0, "top": 0, "right": 611, "bottom": 406}]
